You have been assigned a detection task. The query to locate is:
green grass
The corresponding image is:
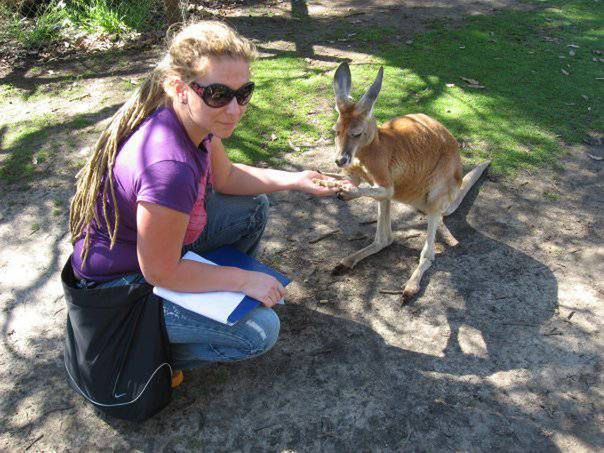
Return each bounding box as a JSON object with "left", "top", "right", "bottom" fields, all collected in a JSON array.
[
  {"left": 543, "top": 190, "right": 561, "bottom": 201},
  {"left": 226, "top": 56, "right": 334, "bottom": 165},
  {"left": 226, "top": 0, "right": 602, "bottom": 176},
  {"left": 0, "top": 0, "right": 161, "bottom": 49},
  {"left": 0, "top": 114, "right": 54, "bottom": 184}
]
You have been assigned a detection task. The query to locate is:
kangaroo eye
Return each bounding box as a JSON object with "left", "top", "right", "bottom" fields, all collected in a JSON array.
[{"left": 351, "top": 131, "right": 362, "bottom": 138}]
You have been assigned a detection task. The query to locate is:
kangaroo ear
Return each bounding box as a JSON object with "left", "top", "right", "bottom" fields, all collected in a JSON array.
[
  {"left": 357, "top": 66, "right": 383, "bottom": 115},
  {"left": 333, "top": 62, "right": 352, "bottom": 111}
]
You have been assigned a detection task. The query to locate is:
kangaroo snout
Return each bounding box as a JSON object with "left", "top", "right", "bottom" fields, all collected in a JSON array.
[{"left": 335, "top": 155, "right": 350, "bottom": 167}]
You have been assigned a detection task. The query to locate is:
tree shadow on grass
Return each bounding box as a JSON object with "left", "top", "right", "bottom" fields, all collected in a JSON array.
[
  {"left": 0, "top": 46, "right": 160, "bottom": 98},
  {"left": 0, "top": 104, "right": 122, "bottom": 194}
]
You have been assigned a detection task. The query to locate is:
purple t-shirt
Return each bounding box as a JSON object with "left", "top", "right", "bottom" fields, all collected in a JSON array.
[{"left": 72, "top": 106, "right": 211, "bottom": 282}]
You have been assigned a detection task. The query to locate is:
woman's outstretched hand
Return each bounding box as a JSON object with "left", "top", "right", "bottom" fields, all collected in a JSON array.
[
  {"left": 240, "top": 270, "right": 286, "bottom": 308},
  {"left": 294, "top": 170, "right": 351, "bottom": 197}
]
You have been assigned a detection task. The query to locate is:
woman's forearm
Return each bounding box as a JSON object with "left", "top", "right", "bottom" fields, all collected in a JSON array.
[
  {"left": 144, "top": 258, "right": 249, "bottom": 293},
  {"left": 217, "top": 163, "right": 301, "bottom": 195}
]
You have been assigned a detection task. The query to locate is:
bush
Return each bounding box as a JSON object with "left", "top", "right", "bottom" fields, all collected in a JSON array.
[{"left": 1, "top": 0, "right": 164, "bottom": 49}]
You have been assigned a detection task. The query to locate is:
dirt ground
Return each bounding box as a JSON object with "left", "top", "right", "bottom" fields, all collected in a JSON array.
[{"left": 1, "top": 1, "right": 603, "bottom": 451}]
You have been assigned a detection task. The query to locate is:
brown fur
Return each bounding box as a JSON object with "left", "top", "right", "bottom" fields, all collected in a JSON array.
[{"left": 349, "top": 113, "right": 463, "bottom": 213}]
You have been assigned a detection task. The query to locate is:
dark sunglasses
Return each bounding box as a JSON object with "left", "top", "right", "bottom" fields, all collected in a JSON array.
[{"left": 189, "top": 81, "right": 255, "bottom": 108}]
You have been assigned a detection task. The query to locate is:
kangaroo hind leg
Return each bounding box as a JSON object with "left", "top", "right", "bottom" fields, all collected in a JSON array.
[{"left": 402, "top": 213, "right": 439, "bottom": 304}]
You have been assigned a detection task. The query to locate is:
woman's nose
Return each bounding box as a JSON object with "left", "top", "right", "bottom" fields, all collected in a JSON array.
[{"left": 225, "top": 97, "right": 242, "bottom": 115}]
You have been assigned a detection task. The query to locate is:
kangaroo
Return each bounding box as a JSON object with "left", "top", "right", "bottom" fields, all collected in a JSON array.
[{"left": 321, "top": 62, "right": 490, "bottom": 303}]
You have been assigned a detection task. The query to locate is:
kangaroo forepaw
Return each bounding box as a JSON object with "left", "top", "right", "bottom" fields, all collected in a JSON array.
[{"left": 336, "top": 186, "right": 360, "bottom": 201}]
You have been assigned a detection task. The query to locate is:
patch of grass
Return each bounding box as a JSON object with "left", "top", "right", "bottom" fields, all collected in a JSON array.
[
  {"left": 1, "top": 0, "right": 162, "bottom": 49},
  {"left": 328, "top": 24, "right": 397, "bottom": 43},
  {"left": 0, "top": 107, "right": 118, "bottom": 186},
  {"left": 227, "top": 0, "right": 601, "bottom": 177},
  {"left": 18, "top": 4, "right": 69, "bottom": 48},
  {"left": 227, "top": 57, "right": 333, "bottom": 165},
  {"left": 543, "top": 190, "right": 561, "bottom": 201},
  {"left": 0, "top": 83, "right": 20, "bottom": 100},
  {"left": 0, "top": 114, "right": 54, "bottom": 184},
  {"left": 345, "top": 1, "right": 601, "bottom": 175},
  {"left": 70, "top": 0, "right": 161, "bottom": 36}
]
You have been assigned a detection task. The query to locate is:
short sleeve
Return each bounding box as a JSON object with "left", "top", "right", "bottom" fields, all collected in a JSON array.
[{"left": 136, "top": 160, "right": 198, "bottom": 214}]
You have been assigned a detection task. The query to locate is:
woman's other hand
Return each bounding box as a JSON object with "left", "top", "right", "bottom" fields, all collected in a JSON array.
[{"left": 240, "top": 271, "right": 286, "bottom": 308}]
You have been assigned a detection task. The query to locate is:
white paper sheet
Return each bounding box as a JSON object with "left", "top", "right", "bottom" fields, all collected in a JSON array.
[{"left": 152, "top": 251, "right": 246, "bottom": 325}]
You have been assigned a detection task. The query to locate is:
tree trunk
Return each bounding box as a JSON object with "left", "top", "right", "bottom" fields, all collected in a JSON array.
[{"left": 163, "top": 0, "right": 183, "bottom": 26}]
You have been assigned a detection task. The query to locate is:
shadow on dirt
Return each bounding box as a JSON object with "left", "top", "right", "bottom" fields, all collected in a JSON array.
[{"left": 1, "top": 168, "right": 601, "bottom": 450}]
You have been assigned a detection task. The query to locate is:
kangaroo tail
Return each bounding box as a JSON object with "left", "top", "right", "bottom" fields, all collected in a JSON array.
[{"left": 443, "top": 161, "right": 491, "bottom": 216}]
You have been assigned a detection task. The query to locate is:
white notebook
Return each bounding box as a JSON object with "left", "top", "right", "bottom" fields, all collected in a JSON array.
[{"left": 153, "top": 249, "right": 286, "bottom": 326}]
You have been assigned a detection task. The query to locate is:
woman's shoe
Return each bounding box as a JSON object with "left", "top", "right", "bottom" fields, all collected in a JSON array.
[{"left": 171, "top": 370, "right": 184, "bottom": 388}]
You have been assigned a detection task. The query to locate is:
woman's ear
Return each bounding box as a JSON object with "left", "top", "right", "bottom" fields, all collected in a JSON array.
[
  {"left": 175, "top": 80, "right": 188, "bottom": 104},
  {"left": 165, "top": 78, "right": 187, "bottom": 104}
]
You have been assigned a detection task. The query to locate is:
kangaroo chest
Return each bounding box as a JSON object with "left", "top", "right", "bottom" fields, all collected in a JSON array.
[{"left": 344, "top": 159, "right": 377, "bottom": 186}]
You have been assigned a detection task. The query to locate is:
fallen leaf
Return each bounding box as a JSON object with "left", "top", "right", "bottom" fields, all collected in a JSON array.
[
  {"left": 569, "top": 49, "right": 575, "bottom": 56},
  {"left": 460, "top": 76, "right": 481, "bottom": 85},
  {"left": 446, "top": 83, "right": 456, "bottom": 87},
  {"left": 270, "top": 133, "right": 277, "bottom": 141},
  {"left": 567, "top": 44, "right": 579, "bottom": 48},
  {"left": 587, "top": 153, "right": 603, "bottom": 161},
  {"left": 288, "top": 140, "right": 300, "bottom": 152},
  {"left": 561, "top": 69, "right": 569, "bottom": 75},
  {"left": 581, "top": 94, "right": 589, "bottom": 101}
]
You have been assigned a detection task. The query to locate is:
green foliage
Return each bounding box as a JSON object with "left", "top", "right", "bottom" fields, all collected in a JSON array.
[
  {"left": 1, "top": 0, "right": 161, "bottom": 48},
  {"left": 67, "top": 0, "right": 161, "bottom": 35}
]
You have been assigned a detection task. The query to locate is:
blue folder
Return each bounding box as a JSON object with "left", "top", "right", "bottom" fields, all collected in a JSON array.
[{"left": 201, "top": 246, "right": 291, "bottom": 325}]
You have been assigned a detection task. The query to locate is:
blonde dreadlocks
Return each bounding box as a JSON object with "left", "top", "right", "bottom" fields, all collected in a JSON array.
[{"left": 69, "top": 21, "right": 257, "bottom": 266}]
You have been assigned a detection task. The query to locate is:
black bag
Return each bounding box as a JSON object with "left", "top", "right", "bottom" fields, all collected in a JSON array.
[{"left": 61, "top": 257, "right": 173, "bottom": 422}]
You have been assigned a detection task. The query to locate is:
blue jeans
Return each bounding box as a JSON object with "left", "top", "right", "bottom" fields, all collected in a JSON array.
[{"left": 97, "top": 192, "right": 280, "bottom": 370}]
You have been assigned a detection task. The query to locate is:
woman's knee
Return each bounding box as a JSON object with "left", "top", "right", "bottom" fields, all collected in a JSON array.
[{"left": 242, "top": 307, "right": 280, "bottom": 355}]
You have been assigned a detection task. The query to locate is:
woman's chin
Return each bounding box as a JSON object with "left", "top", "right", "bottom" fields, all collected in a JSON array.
[{"left": 213, "top": 127, "right": 236, "bottom": 139}]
